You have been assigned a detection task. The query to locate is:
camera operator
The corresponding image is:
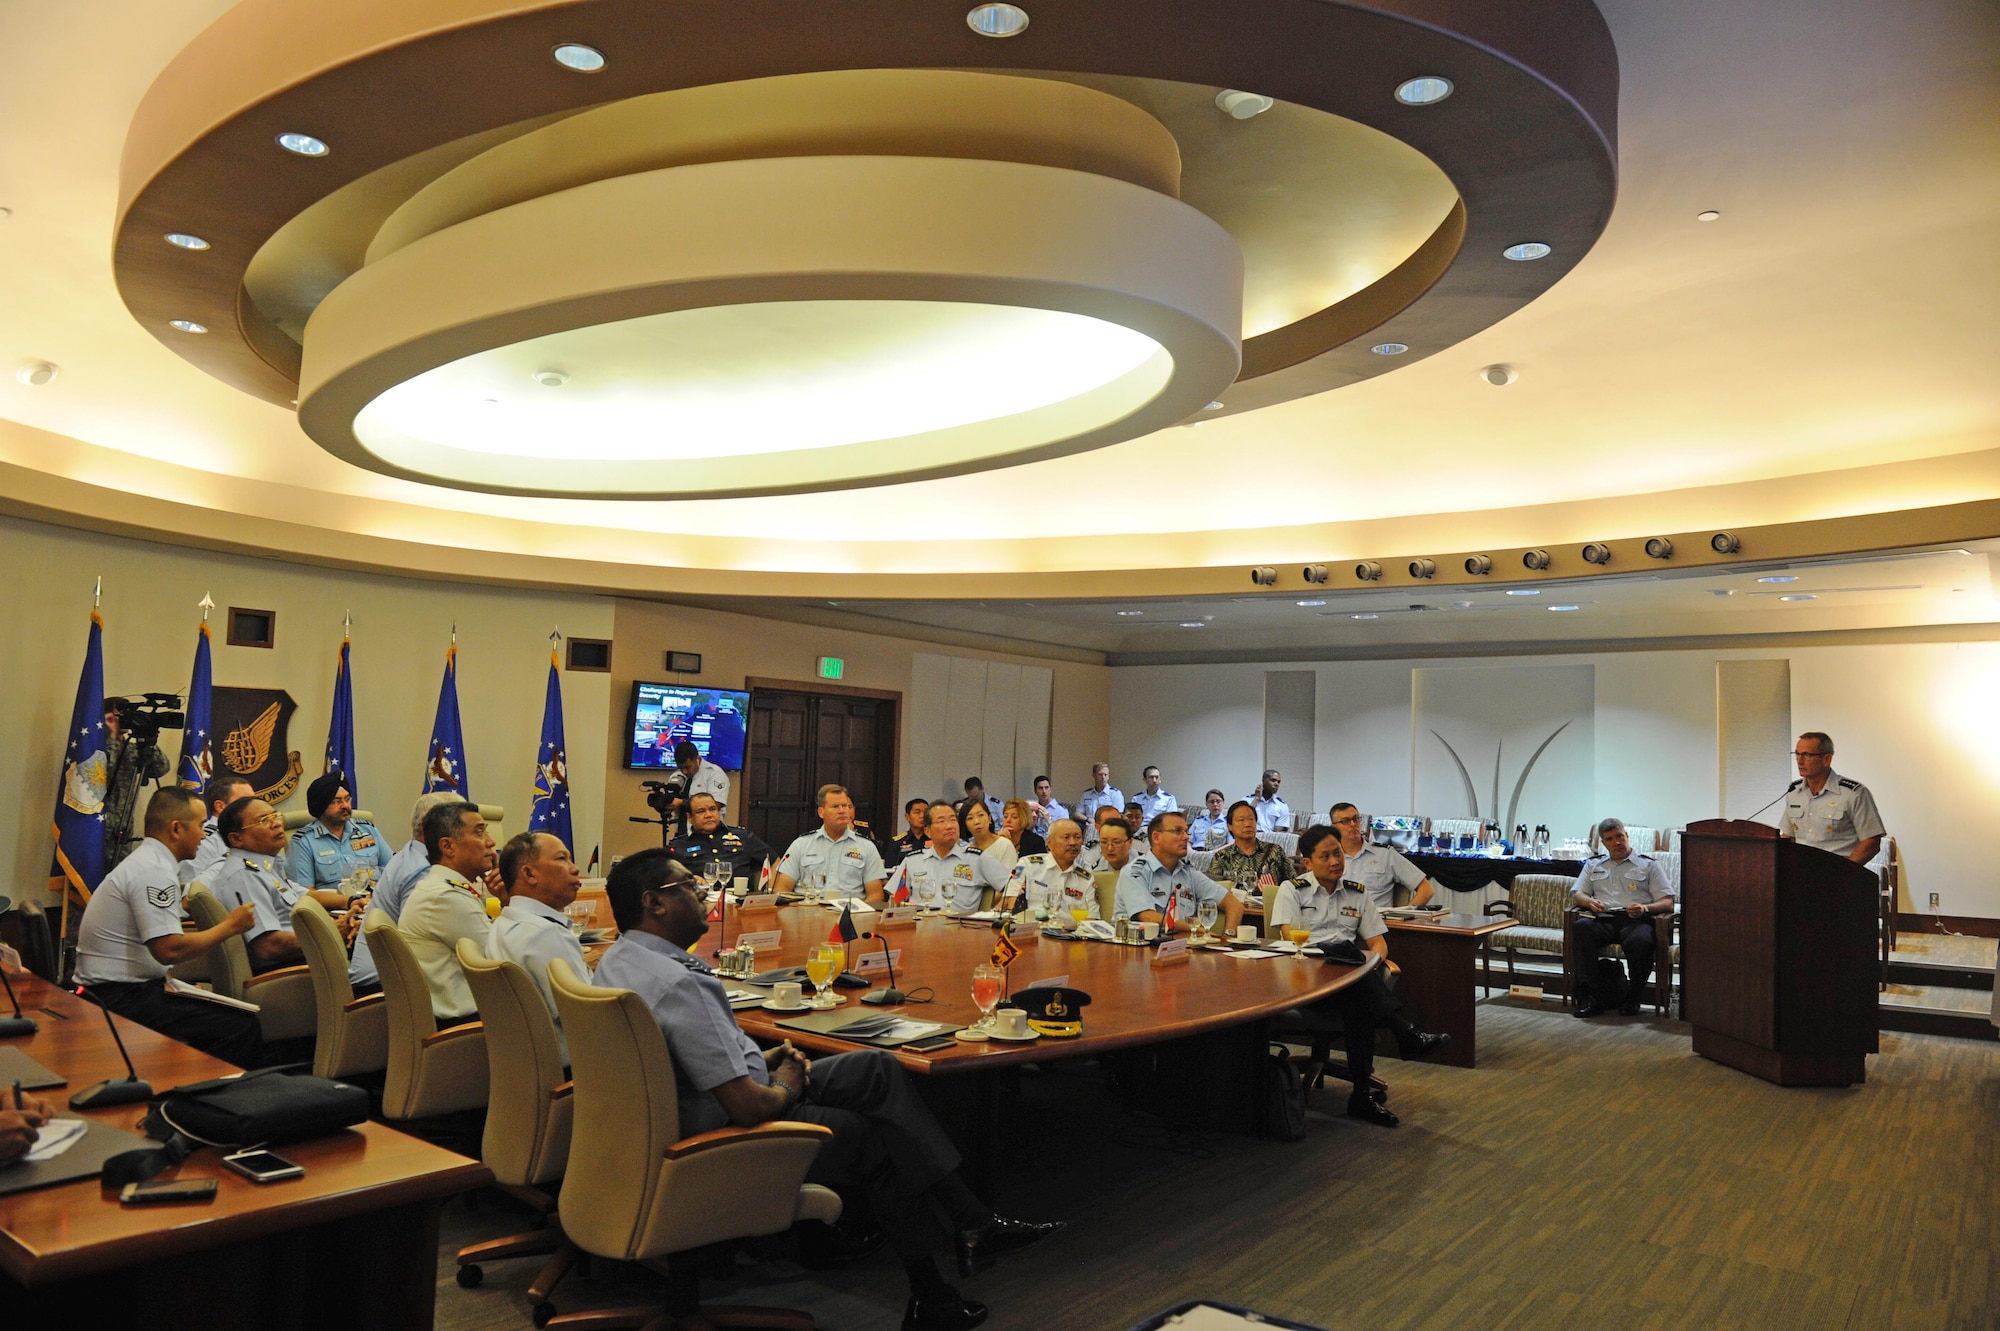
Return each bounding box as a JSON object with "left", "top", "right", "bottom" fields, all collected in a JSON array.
[
  {"left": 102, "top": 698, "right": 172, "bottom": 872},
  {"left": 644, "top": 741, "right": 732, "bottom": 840}
]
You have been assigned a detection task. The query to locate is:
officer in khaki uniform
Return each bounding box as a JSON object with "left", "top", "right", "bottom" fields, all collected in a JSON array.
[
  {"left": 890, "top": 803, "right": 1008, "bottom": 912},
  {"left": 1569, "top": 817, "right": 1675, "bottom": 1017},
  {"left": 1781, "top": 731, "right": 1886, "bottom": 864}
]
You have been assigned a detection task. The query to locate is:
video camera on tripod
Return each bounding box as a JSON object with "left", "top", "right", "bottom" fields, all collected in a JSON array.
[
  {"left": 107, "top": 693, "right": 186, "bottom": 754},
  {"left": 629, "top": 771, "right": 691, "bottom": 847}
]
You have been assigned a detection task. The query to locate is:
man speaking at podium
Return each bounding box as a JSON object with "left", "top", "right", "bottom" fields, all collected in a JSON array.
[{"left": 1781, "top": 732, "right": 1885, "bottom": 864}]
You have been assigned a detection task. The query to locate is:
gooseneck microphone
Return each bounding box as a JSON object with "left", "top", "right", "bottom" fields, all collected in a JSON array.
[
  {"left": 1740, "top": 785, "right": 1795, "bottom": 823},
  {"left": 858, "top": 932, "right": 904, "bottom": 1006},
  {"left": 0, "top": 897, "right": 36, "bottom": 1037},
  {"left": 68, "top": 987, "right": 155, "bottom": 1109}
]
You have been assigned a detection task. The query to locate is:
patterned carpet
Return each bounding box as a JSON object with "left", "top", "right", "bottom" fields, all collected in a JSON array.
[{"left": 436, "top": 997, "right": 2000, "bottom": 1331}]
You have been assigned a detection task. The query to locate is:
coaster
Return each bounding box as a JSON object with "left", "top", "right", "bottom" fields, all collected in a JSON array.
[{"left": 953, "top": 1028, "right": 992, "bottom": 1043}]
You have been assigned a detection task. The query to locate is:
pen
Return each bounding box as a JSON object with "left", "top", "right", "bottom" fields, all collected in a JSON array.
[{"left": 11, "top": 1079, "right": 21, "bottom": 1110}]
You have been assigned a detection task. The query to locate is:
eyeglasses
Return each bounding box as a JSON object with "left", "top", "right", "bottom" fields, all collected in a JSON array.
[
  {"left": 1792, "top": 750, "right": 1828, "bottom": 759},
  {"left": 1331, "top": 815, "right": 1362, "bottom": 825}
]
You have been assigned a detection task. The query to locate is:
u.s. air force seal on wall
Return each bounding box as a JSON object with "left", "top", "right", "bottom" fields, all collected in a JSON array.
[{"left": 212, "top": 687, "right": 302, "bottom": 803}]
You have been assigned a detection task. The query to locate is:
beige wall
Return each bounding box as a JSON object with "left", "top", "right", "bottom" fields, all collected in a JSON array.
[
  {"left": 604, "top": 599, "right": 1110, "bottom": 862},
  {"left": 0, "top": 514, "right": 613, "bottom": 895}
]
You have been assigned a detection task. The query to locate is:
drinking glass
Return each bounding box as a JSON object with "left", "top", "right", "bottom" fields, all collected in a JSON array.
[
  {"left": 706, "top": 859, "right": 728, "bottom": 889},
  {"left": 1069, "top": 906, "right": 1090, "bottom": 932},
  {"left": 806, "top": 944, "right": 842, "bottom": 1008},
  {"left": 1195, "top": 901, "right": 1218, "bottom": 942},
  {"left": 971, "top": 963, "right": 1004, "bottom": 1031},
  {"left": 1285, "top": 924, "right": 1313, "bottom": 956}
]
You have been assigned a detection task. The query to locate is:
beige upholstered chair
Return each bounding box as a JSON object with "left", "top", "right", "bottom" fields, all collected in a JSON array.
[
  {"left": 453, "top": 938, "right": 578, "bottom": 1313},
  {"left": 1092, "top": 870, "right": 1119, "bottom": 922},
  {"left": 364, "top": 913, "right": 489, "bottom": 1120},
  {"left": 281, "top": 808, "right": 376, "bottom": 832},
  {"left": 291, "top": 897, "right": 387, "bottom": 1079},
  {"left": 545, "top": 958, "right": 840, "bottom": 1330},
  {"left": 1489, "top": 873, "right": 1571, "bottom": 1000},
  {"left": 182, "top": 885, "right": 318, "bottom": 1041}
]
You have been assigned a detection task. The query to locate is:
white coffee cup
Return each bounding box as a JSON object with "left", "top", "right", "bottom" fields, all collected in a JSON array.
[
  {"left": 773, "top": 981, "right": 803, "bottom": 1007},
  {"left": 1140, "top": 921, "right": 1161, "bottom": 941},
  {"left": 1236, "top": 925, "right": 1258, "bottom": 943},
  {"left": 734, "top": 876, "right": 749, "bottom": 895},
  {"left": 993, "top": 1008, "right": 1030, "bottom": 1038}
]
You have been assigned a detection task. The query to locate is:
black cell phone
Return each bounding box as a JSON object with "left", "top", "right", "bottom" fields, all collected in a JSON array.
[
  {"left": 905, "top": 1035, "right": 958, "bottom": 1053},
  {"left": 120, "top": 1177, "right": 219, "bottom": 1205}
]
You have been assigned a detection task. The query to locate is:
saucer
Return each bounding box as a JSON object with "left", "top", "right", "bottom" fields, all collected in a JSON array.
[
  {"left": 986, "top": 1028, "right": 1040, "bottom": 1043},
  {"left": 762, "top": 1000, "right": 814, "bottom": 1012},
  {"left": 953, "top": 1028, "right": 992, "bottom": 1043}
]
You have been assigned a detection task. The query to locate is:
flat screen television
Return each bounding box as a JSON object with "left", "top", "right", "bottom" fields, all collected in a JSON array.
[{"left": 626, "top": 683, "right": 751, "bottom": 771}]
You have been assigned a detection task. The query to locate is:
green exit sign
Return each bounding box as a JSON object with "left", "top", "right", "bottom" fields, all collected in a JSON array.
[{"left": 816, "top": 656, "right": 845, "bottom": 680}]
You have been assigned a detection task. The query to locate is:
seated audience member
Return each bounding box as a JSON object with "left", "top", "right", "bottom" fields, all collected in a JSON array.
[
  {"left": 593, "top": 850, "right": 1061, "bottom": 1330},
  {"left": 73, "top": 786, "right": 263, "bottom": 1068},
  {"left": 1267, "top": 826, "right": 1448, "bottom": 1126},
  {"left": 1026, "top": 776, "right": 1067, "bottom": 838},
  {"left": 888, "top": 798, "right": 931, "bottom": 869},
  {"left": 1080, "top": 809, "right": 1139, "bottom": 874},
  {"left": 488, "top": 830, "right": 589, "bottom": 1063},
  {"left": 1569, "top": 818, "right": 1675, "bottom": 1017},
  {"left": 1113, "top": 811, "right": 1245, "bottom": 936},
  {"left": 771, "top": 785, "right": 887, "bottom": 902},
  {"left": 1121, "top": 801, "right": 1148, "bottom": 839},
  {"left": 960, "top": 799, "right": 1017, "bottom": 875},
  {"left": 373, "top": 791, "right": 464, "bottom": 923},
  {"left": 1187, "top": 789, "right": 1229, "bottom": 850},
  {"left": 0, "top": 1093, "right": 58, "bottom": 1165},
  {"left": 285, "top": 772, "right": 394, "bottom": 891},
  {"left": 1329, "top": 802, "right": 1436, "bottom": 908},
  {"left": 179, "top": 774, "right": 253, "bottom": 886},
  {"left": 1133, "top": 766, "right": 1178, "bottom": 827},
  {"left": 203, "top": 796, "right": 378, "bottom": 991},
  {"left": 396, "top": 801, "right": 497, "bottom": 1025},
  {"left": 1249, "top": 769, "right": 1291, "bottom": 832},
  {"left": 1206, "top": 799, "right": 1296, "bottom": 889},
  {"left": 669, "top": 792, "right": 776, "bottom": 884},
  {"left": 1000, "top": 798, "right": 1047, "bottom": 858},
  {"left": 1075, "top": 763, "right": 1125, "bottom": 838},
  {"left": 961, "top": 776, "right": 1006, "bottom": 828},
  {"left": 1005, "top": 817, "right": 1097, "bottom": 919},
  {"left": 890, "top": 802, "right": 1010, "bottom": 911}
]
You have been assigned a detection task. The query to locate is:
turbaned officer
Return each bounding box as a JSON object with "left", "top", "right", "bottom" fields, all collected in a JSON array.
[{"left": 285, "top": 772, "right": 393, "bottom": 891}]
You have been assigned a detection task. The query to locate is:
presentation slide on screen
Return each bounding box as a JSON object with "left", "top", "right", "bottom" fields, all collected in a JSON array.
[{"left": 629, "top": 684, "right": 749, "bottom": 770}]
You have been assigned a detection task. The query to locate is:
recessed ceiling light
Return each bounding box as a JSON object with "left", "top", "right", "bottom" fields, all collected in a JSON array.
[
  {"left": 0, "top": 206, "right": 12, "bottom": 219},
  {"left": 164, "top": 232, "right": 210, "bottom": 250},
  {"left": 1697, "top": 210, "right": 1721, "bottom": 222},
  {"left": 1178, "top": 621, "right": 1206, "bottom": 629},
  {"left": 1395, "top": 76, "right": 1453, "bottom": 106},
  {"left": 276, "top": 132, "right": 329, "bottom": 157},
  {"left": 1351, "top": 613, "right": 1379, "bottom": 621},
  {"left": 1479, "top": 364, "right": 1518, "bottom": 387},
  {"left": 1215, "top": 90, "right": 1274, "bottom": 119},
  {"left": 168, "top": 319, "right": 208, "bottom": 334},
  {"left": 1371, "top": 342, "right": 1409, "bottom": 356},
  {"left": 551, "top": 43, "right": 605, "bottom": 71},
  {"left": 1757, "top": 575, "right": 1798, "bottom": 583},
  {"left": 1116, "top": 610, "right": 1143, "bottom": 617},
  {"left": 1548, "top": 604, "right": 1581, "bottom": 612},
  {"left": 532, "top": 369, "right": 570, "bottom": 387},
  {"left": 14, "top": 361, "right": 58, "bottom": 387},
  {"left": 1204, "top": 400, "right": 1225, "bottom": 411},
  {"left": 1503, "top": 242, "right": 1552, "bottom": 261},
  {"left": 966, "top": 3, "right": 1029, "bottom": 36},
  {"left": 1779, "top": 594, "right": 1817, "bottom": 602},
  {"left": 1296, "top": 599, "right": 1326, "bottom": 607},
  {"left": 1506, "top": 588, "right": 1540, "bottom": 596}
]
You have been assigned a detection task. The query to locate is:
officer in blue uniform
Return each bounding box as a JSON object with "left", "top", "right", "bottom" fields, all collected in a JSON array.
[
  {"left": 1112, "top": 811, "right": 1244, "bottom": 935},
  {"left": 203, "top": 795, "right": 379, "bottom": 991},
  {"left": 285, "top": 772, "right": 393, "bottom": 891},
  {"left": 770, "top": 784, "right": 887, "bottom": 901},
  {"left": 1568, "top": 817, "right": 1675, "bottom": 1017},
  {"left": 889, "top": 803, "right": 1009, "bottom": 911},
  {"left": 1780, "top": 731, "right": 1886, "bottom": 863}
]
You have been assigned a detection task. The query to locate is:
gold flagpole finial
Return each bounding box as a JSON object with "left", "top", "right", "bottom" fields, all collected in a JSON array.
[
  {"left": 198, "top": 593, "right": 215, "bottom": 622},
  {"left": 343, "top": 608, "right": 352, "bottom": 634},
  {"left": 93, "top": 576, "right": 102, "bottom": 608},
  {"left": 450, "top": 622, "right": 457, "bottom": 645}
]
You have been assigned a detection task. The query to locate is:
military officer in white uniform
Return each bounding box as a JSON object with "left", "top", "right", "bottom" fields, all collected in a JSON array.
[
  {"left": 1265, "top": 825, "right": 1446, "bottom": 1126},
  {"left": 179, "top": 774, "right": 252, "bottom": 887},
  {"left": 396, "top": 801, "right": 497, "bottom": 1025},
  {"left": 889, "top": 802, "right": 1009, "bottom": 912},
  {"left": 202, "top": 796, "right": 377, "bottom": 991},
  {"left": 771, "top": 784, "right": 887, "bottom": 902},
  {"left": 1781, "top": 732, "right": 1886, "bottom": 864},
  {"left": 1569, "top": 817, "right": 1675, "bottom": 1017},
  {"left": 1249, "top": 770, "right": 1291, "bottom": 833},
  {"left": 1328, "top": 802, "right": 1437, "bottom": 908},
  {"left": 73, "top": 786, "right": 264, "bottom": 1067},
  {"left": 1132, "top": 767, "right": 1179, "bottom": 829},
  {"left": 1113, "top": 811, "right": 1244, "bottom": 935},
  {"left": 1005, "top": 817, "right": 1098, "bottom": 920}
]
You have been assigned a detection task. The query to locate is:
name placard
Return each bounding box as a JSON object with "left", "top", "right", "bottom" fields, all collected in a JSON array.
[
  {"left": 737, "top": 929, "right": 783, "bottom": 952},
  {"left": 876, "top": 907, "right": 920, "bottom": 928},
  {"left": 737, "top": 894, "right": 779, "bottom": 912},
  {"left": 854, "top": 949, "right": 904, "bottom": 974},
  {"left": 1151, "top": 939, "right": 1191, "bottom": 967},
  {"left": 1021, "top": 974, "right": 1068, "bottom": 990}
]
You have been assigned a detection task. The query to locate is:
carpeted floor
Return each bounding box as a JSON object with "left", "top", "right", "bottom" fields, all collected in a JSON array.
[{"left": 435, "top": 997, "right": 2000, "bottom": 1331}]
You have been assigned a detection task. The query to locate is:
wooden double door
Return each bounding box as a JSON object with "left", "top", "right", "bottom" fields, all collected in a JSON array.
[{"left": 744, "top": 684, "right": 898, "bottom": 853}]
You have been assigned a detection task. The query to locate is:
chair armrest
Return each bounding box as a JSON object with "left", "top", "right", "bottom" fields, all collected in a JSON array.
[
  {"left": 423, "top": 1020, "right": 485, "bottom": 1048},
  {"left": 1484, "top": 901, "right": 1516, "bottom": 917},
  {"left": 551, "top": 1080, "right": 574, "bottom": 1101},
  {"left": 244, "top": 964, "right": 312, "bottom": 989},
  {"left": 344, "top": 991, "right": 386, "bottom": 1013},
  {"left": 663, "top": 1120, "right": 834, "bottom": 1162}
]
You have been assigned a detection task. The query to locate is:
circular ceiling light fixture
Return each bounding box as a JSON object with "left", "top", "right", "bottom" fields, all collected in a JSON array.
[
  {"left": 1757, "top": 574, "right": 1797, "bottom": 583},
  {"left": 1215, "top": 90, "right": 1275, "bottom": 119},
  {"left": 1548, "top": 604, "right": 1581, "bottom": 612},
  {"left": 276, "top": 132, "right": 328, "bottom": 157},
  {"left": 531, "top": 369, "right": 570, "bottom": 387},
  {"left": 1371, "top": 342, "right": 1409, "bottom": 355},
  {"left": 1779, "top": 594, "right": 1816, "bottom": 602},
  {"left": 165, "top": 232, "right": 210, "bottom": 250},
  {"left": 1480, "top": 363, "right": 1518, "bottom": 386},
  {"left": 1502, "top": 241, "right": 1551, "bottom": 261},
  {"left": 1297, "top": 599, "right": 1326, "bottom": 607},
  {"left": 1178, "top": 621, "right": 1207, "bottom": 629},
  {"left": 966, "top": 4, "right": 1029, "bottom": 37},
  {"left": 1116, "top": 610, "right": 1144, "bottom": 617},
  {"left": 1395, "top": 76, "right": 1454, "bottom": 105},
  {"left": 1506, "top": 588, "right": 1540, "bottom": 596},
  {"left": 14, "top": 361, "right": 59, "bottom": 387},
  {"left": 1204, "top": 400, "right": 1226, "bottom": 411},
  {"left": 1351, "top": 613, "right": 1380, "bottom": 620},
  {"left": 1697, "top": 210, "right": 1721, "bottom": 222},
  {"left": 168, "top": 319, "right": 208, "bottom": 333},
  {"left": 551, "top": 43, "right": 605, "bottom": 72}
]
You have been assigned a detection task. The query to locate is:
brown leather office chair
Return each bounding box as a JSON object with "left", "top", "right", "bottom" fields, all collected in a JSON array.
[
  {"left": 545, "top": 959, "right": 841, "bottom": 1330},
  {"left": 453, "top": 939, "right": 577, "bottom": 1318},
  {"left": 292, "top": 897, "right": 387, "bottom": 1079},
  {"left": 182, "top": 885, "right": 318, "bottom": 1041},
  {"left": 364, "top": 911, "right": 489, "bottom": 1120}
]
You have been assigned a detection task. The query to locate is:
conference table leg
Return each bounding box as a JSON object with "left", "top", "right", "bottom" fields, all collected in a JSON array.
[{"left": 1390, "top": 930, "right": 1480, "bottom": 1069}]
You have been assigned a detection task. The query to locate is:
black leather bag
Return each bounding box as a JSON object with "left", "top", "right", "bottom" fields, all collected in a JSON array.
[
  {"left": 1594, "top": 957, "right": 1629, "bottom": 1008},
  {"left": 1258, "top": 1044, "right": 1307, "bottom": 1141},
  {"left": 141, "top": 1064, "right": 368, "bottom": 1148}
]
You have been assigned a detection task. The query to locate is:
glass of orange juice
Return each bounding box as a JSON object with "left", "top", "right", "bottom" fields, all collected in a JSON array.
[{"left": 1285, "top": 924, "right": 1313, "bottom": 955}]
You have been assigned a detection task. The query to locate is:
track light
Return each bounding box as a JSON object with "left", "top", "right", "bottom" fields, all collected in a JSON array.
[
  {"left": 1408, "top": 558, "right": 1436, "bottom": 579},
  {"left": 1710, "top": 532, "right": 1741, "bottom": 554},
  {"left": 1301, "top": 564, "right": 1329, "bottom": 584},
  {"left": 1249, "top": 566, "right": 1278, "bottom": 587},
  {"left": 1644, "top": 537, "right": 1673, "bottom": 560},
  {"left": 1522, "top": 549, "right": 1552, "bottom": 571},
  {"left": 1463, "top": 555, "right": 1493, "bottom": 575},
  {"left": 1581, "top": 543, "right": 1612, "bottom": 565},
  {"left": 1355, "top": 560, "right": 1382, "bottom": 582}
]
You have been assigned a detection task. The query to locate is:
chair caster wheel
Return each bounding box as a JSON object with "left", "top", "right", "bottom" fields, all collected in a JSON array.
[
  {"left": 456, "top": 1264, "right": 483, "bottom": 1288},
  {"left": 533, "top": 1301, "right": 558, "bottom": 1326}
]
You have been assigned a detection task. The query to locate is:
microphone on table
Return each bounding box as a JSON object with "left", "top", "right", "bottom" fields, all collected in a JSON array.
[
  {"left": 0, "top": 897, "right": 37, "bottom": 1037},
  {"left": 857, "top": 932, "right": 904, "bottom": 1006},
  {"left": 68, "top": 987, "right": 154, "bottom": 1109}
]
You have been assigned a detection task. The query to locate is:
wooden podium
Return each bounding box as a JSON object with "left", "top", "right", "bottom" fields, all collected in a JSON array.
[{"left": 1681, "top": 819, "right": 1879, "bottom": 1086}]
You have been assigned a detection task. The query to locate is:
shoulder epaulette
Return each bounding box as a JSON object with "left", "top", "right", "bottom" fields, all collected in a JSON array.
[{"left": 1838, "top": 777, "right": 1860, "bottom": 790}]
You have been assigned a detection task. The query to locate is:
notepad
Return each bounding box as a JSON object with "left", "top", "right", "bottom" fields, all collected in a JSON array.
[{"left": 21, "top": 1117, "right": 86, "bottom": 1162}]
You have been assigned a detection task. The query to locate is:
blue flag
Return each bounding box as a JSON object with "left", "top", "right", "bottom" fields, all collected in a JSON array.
[
  {"left": 423, "top": 643, "right": 470, "bottom": 797},
  {"left": 50, "top": 609, "right": 108, "bottom": 898},
  {"left": 529, "top": 646, "right": 572, "bottom": 849},
  {"left": 177, "top": 620, "right": 214, "bottom": 789},
  {"left": 325, "top": 633, "right": 359, "bottom": 802}
]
